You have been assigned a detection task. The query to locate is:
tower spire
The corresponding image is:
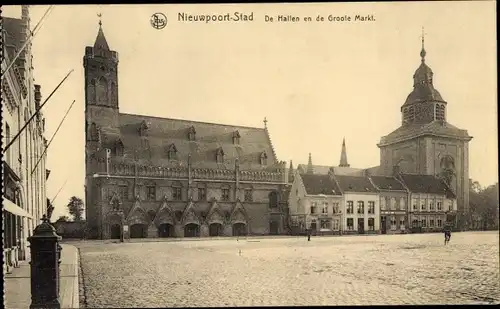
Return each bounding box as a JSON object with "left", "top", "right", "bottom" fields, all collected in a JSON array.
[
  {"left": 339, "top": 138, "right": 350, "bottom": 167},
  {"left": 420, "top": 26, "right": 427, "bottom": 62},
  {"left": 94, "top": 13, "right": 110, "bottom": 50},
  {"left": 307, "top": 153, "right": 314, "bottom": 174}
]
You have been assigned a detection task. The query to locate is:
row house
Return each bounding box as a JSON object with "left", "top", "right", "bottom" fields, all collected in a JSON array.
[
  {"left": 332, "top": 173, "right": 380, "bottom": 234},
  {"left": 398, "top": 173, "right": 457, "bottom": 232},
  {"left": 2, "top": 6, "right": 49, "bottom": 274},
  {"left": 369, "top": 175, "right": 408, "bottom": 234},
  {"left": 288, "top": 172, "right": 342, "bottom": 235}
]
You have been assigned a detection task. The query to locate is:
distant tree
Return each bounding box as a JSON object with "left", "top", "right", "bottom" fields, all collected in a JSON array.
[
  {"left": 469, "top": 180, "right": 499, "bottom": 230},
  {"left": 56, "top": 215, "right": 70, "bottom": 223},
  {"left": 67, "top": 196, "right": 85, "bottom": 221}
]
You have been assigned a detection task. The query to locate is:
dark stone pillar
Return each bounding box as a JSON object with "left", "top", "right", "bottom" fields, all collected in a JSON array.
[{"left": 28, "top": 215, "right": 62, "bottom": 309}]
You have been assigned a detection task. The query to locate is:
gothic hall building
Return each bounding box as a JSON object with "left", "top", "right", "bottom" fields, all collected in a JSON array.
[{"left": 84, "top": 24, "right": 289, "bottom": 239}]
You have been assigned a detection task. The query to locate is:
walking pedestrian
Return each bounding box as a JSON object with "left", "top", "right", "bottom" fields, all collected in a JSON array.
[{"left": 444, "top": 226, "right": 451, "bottom": 245}]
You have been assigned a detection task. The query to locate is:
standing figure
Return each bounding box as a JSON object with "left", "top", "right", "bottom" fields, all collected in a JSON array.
[
  {"left": 307, "top": 229, "right": 311, "bottom": 241},
  {"left": 444, "top": 226, "right": 451, "bottom": 245}
]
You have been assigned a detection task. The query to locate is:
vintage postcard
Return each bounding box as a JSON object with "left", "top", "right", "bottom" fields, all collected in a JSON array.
[{"left": 2, "top": 2, "right": 498, "bottom": 308}]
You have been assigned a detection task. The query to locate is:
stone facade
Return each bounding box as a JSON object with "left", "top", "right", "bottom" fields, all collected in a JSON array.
[
  {"left": 377, "top": 40, "right": 472, "bottom": 228},
  {"left": 2, "top": 6, "right": 49, "bottom": 272},
  {"left": 288, "top": 172, "right": 343, "bottom": 235},
  {"left": 83, "top": 23, "right": 289, "bottom": 239}
]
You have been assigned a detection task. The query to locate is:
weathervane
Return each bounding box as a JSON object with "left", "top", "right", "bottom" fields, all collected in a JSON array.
[
  {"left": 263, "top": 117, "right": 268, "bottom": 129},
  {"left": 420, "top": 26, "right": 427, "bottom": 61},
  {"left": 97, "top": 13, "right": 102, "bottom": 27}
]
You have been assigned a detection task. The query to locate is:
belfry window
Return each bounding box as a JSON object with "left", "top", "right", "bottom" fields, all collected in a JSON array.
[
  {"left": 408, "top": 106, "right": 415, "bottom": 122},
  {"left": 89, "top": 122, "right": 100, "bottom": 142}
]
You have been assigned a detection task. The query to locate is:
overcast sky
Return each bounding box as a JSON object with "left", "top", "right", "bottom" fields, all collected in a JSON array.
[{"left": 3, "top": 2, "right": 497, "bottom": 220}]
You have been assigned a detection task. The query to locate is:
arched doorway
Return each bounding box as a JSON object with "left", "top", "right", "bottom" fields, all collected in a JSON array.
[
  {"left": 130, "top": 224, "right": 147, "bottom": 238},
  {"left": 269, "top": 221, "right": 279, "bottom": 235},
  {"left": 158, "top": 223, "right": 175, "bottom": 238},
  {"left": 184, "top": 223, "right": 200, "bottom": 237},
  {"left": 232, "top": 222, "right": 247, "bottom": 236},
  {"left": 209, "top": 223, "right": 223, "bottom": 236},
  {"left": 110, "top": 224, "right": 121, "bottom": 239}
]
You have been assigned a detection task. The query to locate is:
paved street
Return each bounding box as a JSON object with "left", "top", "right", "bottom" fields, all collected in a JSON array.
[{"left": 76, "top": 231, "right": 500, "bottom": 307}]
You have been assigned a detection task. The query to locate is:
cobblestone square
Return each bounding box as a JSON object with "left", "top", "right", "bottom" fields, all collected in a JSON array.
[{"left": 77, "top": 231, "right": 500, "bottom": 307}]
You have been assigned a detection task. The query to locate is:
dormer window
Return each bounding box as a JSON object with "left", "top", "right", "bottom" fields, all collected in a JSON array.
[
  {"left": 167, "top": 144, "right": 177, "bottom": 160},
  {"left": 188, "top": 126, "right": 196, "bottom": 141},
  {"left": 260, "top": 152, "right": 268, "bottom": 165},
  {"left": 115, "top": 139, "right": 124, "bottom": 156},
  {"left": 216, "top": 147, "right": 224, "bottom": 163},
  {"left": 139, "top": 120, "right": 150, "bottom": 137},
  {"left": 232, "top": 130, "right": 241, "bottom": 144}
]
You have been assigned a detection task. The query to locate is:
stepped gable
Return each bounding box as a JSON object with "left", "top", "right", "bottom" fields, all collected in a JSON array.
[
  {"left": 370, "top": 176, "right": 406, "bottom": 191},
  {"left": 334, "top": 175, "right": 378, "bottom": 193},
  {"left": 399, "top": 174, "right": 455, "bottom": 198},
  {"left": 115, "top": 113, "right": 278, "bottom": 170},
  {"left": 301, "top": 174, "right": 342, "bottom": 196}
]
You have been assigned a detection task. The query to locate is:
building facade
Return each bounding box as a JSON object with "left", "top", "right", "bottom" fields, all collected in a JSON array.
[
  {"left": 332, "top": 174, "right": 380, "bottom": 234},
  {"left": 84, "top": 23, "right": 289, "bottom": 239},
  {"left": 369, "top": 174, "right": 409, "bottom": 234},
  {"left": 2, "top": 6, "right": 49, "bottom": 273},
  {"left": 288, "top": 172, "right": 342, "bottom": 235},
  {"left": 398, "top": 173, "right": 457, "bottom": 232},
  {"left": 376, "top": 38, "right": 472, "bottom": 229}
]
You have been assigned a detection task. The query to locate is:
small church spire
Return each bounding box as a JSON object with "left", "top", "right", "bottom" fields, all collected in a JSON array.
[
  {"left": 307, "top": 153, "right": 314, "bottom": 174},
  {"left": 288, "top": 160, "right": 294, "bottom": 183},
  {"left": 263, "top": 117, "right": 268, "bottom": 129},
  {"left": 94, "top": 12, "right": 110, "bottom": 50},
  {"left": 339, "top": 138, "right": 350, "bottom": 167},
  {"left": 420, "top": 26, "right": 427, "bottom": 62}
]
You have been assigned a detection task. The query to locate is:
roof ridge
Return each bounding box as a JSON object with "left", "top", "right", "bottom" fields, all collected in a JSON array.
[{"left": 119, "top": 112, "right": 265, "bottom": 130}]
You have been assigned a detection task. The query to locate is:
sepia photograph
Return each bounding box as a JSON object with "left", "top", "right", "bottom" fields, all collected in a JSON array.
[{"left": 1, "top": 1, "right": 498, "bottom": 308}]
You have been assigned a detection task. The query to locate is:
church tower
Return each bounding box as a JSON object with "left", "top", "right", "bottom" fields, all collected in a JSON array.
[
  {"left": 377, "top": 30, "right": 473, "bottom": 225},
  {"left": 83, "top": 17, "right": 120, "bottom": 237}
]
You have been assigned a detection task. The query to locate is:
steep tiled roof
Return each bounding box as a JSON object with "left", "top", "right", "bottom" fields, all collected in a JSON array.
[
  {"left": 370, "top": 176, "right": 406, "bottom": 191},
  {"left": 380, "top": 121, "right": 471, "bottom": 145},
  {"left": 2, "top": 17, "right": 24, "bottom": 59},
  {"left": 297, "top": 164, "right": 363, "bottom": 176},
  {"left": 334, "top": 175, "right": 378, "bottom": 193},
  {"left": 115, "top": 113, "right": 278, "bottom": 170},
  {"left": 300, "top": 174, "right": 342, "bottom": 196},
  {"left": 399, "top": 174, "right": 455, "bottom": 198}
]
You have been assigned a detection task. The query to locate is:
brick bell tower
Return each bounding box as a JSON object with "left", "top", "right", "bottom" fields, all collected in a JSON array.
[
  {"left": 83, "top": 16, "right": 120, "bottom": 237},
  {"left": 377, "top": 29, "right": 472, "bottom": 228}
]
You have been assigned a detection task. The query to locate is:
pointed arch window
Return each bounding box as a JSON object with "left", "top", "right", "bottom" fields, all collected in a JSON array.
[
  {"left": 110, "top": 82, "right": 117, "bottom": 107},
  {"left": 167, "top": 144, "right": 177, "bottom": 160},
  {"left": 96, "top": 77, "right": 109, "bottom": 105},
  {"left": 216, "top": 147, "right": 224, "bottom": 163},
  {"left": 233, "top": 130, "right": 241, "bottom": 145},
  {"left": 89, "top": 122, "right": 100, "bottom": 142},
  {"left": 115, "top": 139, "right": 124, "bottom": 156},
  {"left": 260, "top": 151, "right": 268, "bottom": 165},
  {"left": 188, "top": 126, "right": 196, "bottom": 141},
  {"left": 268, "top": 190, "right": 278, "bottom": 208}
]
